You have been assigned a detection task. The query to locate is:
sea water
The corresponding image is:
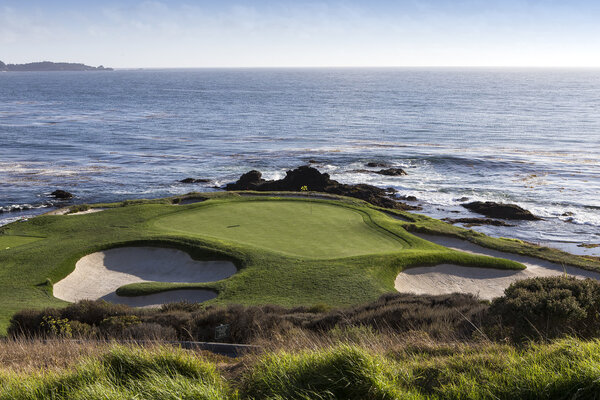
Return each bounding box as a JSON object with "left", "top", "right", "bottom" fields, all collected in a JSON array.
[{"left": 1, "top": 68, "right": 599, "bottom": 255}]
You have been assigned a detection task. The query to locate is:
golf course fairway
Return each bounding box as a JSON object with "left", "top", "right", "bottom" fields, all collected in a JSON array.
[{"left": 2, "top": 192, "right": 598, "bottom": 335}]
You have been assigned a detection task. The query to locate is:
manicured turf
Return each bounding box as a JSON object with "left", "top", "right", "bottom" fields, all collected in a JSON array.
[
  {"left": 0, "top": 235, "right": 42, "bottom": 250},
  {"left": 2, "top": 192, "right": 596, "bottom": 336},
  {"left": 155, "top": 201, "right": 405, "bottom": 258}
]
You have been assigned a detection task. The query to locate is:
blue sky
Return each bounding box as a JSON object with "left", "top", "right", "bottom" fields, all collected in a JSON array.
[{"left": 1, "top": 1, "right": 600, "bottom": 67}]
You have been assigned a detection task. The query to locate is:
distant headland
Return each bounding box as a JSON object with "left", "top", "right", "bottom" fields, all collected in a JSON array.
[{"left": 0, "top": 60, "right": 113, "bottom": 72}]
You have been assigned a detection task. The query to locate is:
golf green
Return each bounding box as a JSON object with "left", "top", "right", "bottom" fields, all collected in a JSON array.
[{"left": 155, "top": 200, "right": 405, "bottom": 258}]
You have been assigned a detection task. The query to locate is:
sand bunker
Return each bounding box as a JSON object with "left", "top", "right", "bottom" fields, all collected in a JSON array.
[
  {"left": 67, "top": 208, "right": 106, "bottom": 216},
  {"left": 395, "top": 234, "right": 600, "bottom": 300},
  {"left": 48, "top": 208, "right": 106, "bottom": 216},
  {"left": 54, "top": 247, "right": 237, "bottom": 306}
]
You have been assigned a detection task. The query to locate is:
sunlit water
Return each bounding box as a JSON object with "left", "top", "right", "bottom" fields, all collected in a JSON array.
[{"left": 1, "top": 68, "right": 599, "bottom": 255}]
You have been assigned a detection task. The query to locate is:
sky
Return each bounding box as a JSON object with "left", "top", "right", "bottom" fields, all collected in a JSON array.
[{"left": 1, "top": 0, "right": 600, "bottom": 68}]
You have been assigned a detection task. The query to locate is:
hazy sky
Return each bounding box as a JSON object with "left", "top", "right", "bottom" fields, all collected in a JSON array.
[{"left": 2, "top": 0, "right": 600, "bottom": 68}]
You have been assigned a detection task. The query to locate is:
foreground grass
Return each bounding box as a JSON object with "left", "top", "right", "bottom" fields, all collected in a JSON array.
[
  {"left": 2, "top": 338, "right": 600, "bottom": 399},
  {"left": 0, "top": 193, "right": 528, "bottom": 334}
]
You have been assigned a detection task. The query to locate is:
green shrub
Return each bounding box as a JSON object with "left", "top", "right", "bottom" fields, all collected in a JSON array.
[
  {"left": 62, "top": 300, "right": 132, "bottom": 326},
  {"left": 487, "top": 276, "right": 600, "bottom": 341},
  {"left": 68, "top": 204, "right": 89, "bottom": 214},
  {"left": 40, "top": 315, "right": 72, "bottom": 338},
  {"left": 8, "top": 308, "right": 62, "bottom": 337}
]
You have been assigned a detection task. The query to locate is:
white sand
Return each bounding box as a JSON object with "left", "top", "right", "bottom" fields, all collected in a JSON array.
[
  {"left": 395, "top": 233, "right": 600, "bottom": 300},
  {"left": 47, "top": 208, "right": 106, "bottom": 216},
  {"left": 67, "top": 208, "right": 106, "bottom": 216},
  {"left": 53, "top": 247, "right": 237, "bottom": 305}
]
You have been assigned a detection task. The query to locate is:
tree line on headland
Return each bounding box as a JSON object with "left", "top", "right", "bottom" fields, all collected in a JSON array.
[{"left": 0, "top": 60, "right": 112, "bottom": 71}]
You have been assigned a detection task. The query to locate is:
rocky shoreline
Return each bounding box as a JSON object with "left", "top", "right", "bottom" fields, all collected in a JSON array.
[{"left": 225, "top": 166, "right": 420, "bottom": 211}]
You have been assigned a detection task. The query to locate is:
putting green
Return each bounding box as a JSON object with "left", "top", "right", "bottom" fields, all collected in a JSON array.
[
  {"left": 155, "top": 200, "right": 405, "bottom": 258},
  {"left": 0, "top": 235, "right": 42, "bottom": 250}
]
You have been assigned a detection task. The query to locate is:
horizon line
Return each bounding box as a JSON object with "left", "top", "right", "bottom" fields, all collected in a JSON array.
[{"left": 112, "top": 65, "right": 600, "bottom": 70}]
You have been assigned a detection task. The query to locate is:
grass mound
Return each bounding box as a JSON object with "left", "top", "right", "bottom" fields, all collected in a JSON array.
[
  {"left": 241, "top": 345, "right": 404, "bottom": 400},
  {"left": 0, "top": 346, "right": 229, "bottom": 400}
]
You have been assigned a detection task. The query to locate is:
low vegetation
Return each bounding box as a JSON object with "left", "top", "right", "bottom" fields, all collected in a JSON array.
[
  {"left": 2, "top": 337, "right": 600, "bottom": 399},
  {"left": 8, "top": 292, "right": 487, "bottom": 342},
  {"left": 4, "top": 277, "right": 600, "bottom": 398},
  {"left": 10, "top": 277, "right": 600, "bottom": 344}
]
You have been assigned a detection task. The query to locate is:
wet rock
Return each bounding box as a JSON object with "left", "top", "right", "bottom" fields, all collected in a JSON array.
[
  {"left": 226, "top": 166, "right": 420, "bottom": 211},
  {"left": 353, "top": 168, "right": 407, "bottom": 176},
  {"left": 226, "top": 170, "right": 265, "bottom": 190},
  {"left": 376, "top": 168, "right": 407, "bottom": 176},
  {"left": 179, "top": 178, "right": 211, "bottom": 184},
  {"left": 397, "top": 195, "right": 418, "bottom": 201},
  {"left": 442, "top": 217, "right": 515, "bottom": 227},
  {"left": 455, "top": 197, "right": 470, "bottom": 202},
  {"left": 366, "top": 162, "right": 391, "bottom": 168},
  {"left": 461, "top": 201, "right": 540, "bottom": 221},
  {"left": 50, "top": 190, "right": 73, "bottom": 200},
  {"left": 562, "top": 212, "right": 574, "bottom": 217}
]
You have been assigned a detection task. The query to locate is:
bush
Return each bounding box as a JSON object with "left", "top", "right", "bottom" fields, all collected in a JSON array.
[
  {"left": 8, "top": 308, "right": 62, "bottom": 337},
  {"left": 487, "top": 276, "right": 600, "bottom": 341},
  {"left": 62, "top": 300, "right": 132, "bottom": 326},
  {"left": 309, "top": 292, "right": 487, "bottom": 339},
  {"left": 8, "top": 293, "right": 489, "bottom": 342}
]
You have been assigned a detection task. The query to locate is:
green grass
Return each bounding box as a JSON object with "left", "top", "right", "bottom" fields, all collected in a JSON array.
[
  {"left": 2, "top": 192, "right": 597, "bottom": 336},
  {"left": 0, "top": 235, "right": 43, "bottom": 250},
  {"left": 155, "top": 200, "right": 406, "bottom": 258},
  {"left": 4, "top": 338, "right": 600, "bottom": 399},
  {"left": 0, "top": 345, "right": 230, "bottom": 400}
]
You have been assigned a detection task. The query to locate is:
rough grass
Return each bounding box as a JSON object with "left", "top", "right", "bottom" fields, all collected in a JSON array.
[
  {"left": 0, "top": 345, "right": 230, "bottom": 400},
  {"left": 0, "top": 194, "right": 527, "bottom": 335},
  {"left": 3, "top": 338, "right": 600, "bottom": 399}
]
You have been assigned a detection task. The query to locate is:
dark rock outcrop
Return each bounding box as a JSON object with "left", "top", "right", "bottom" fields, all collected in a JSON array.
[
  {"left": 397, "top": 195, "right": 418, "bottom": 201},
  {"left": 461, "top": 201, "right": 540, "bottom": 221},
  {"left": 376, "top": 168, "right": 407, "bottom": 176},
  {"left": 442, "top": 217, "right": 515, "bottom": 227},
  {"left": 366, "top": 162, "right": 390, "bottom": 168},
  {"left": 354, "top": 168, "right": 407, "bottom": 176},
  {"left": 179, "top": 178, "right": 211, "bottom": 184},
  {"left": 50, "top": 190, "right": 73, "bottom": 199},
  {"left": 226, "top": 166, "right": 420, "bottom": 210}
]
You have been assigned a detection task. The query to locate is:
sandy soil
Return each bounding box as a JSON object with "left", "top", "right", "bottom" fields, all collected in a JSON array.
[
  {"left": 68, "top": 208, "right": 106, "bottom": 216},
  {"left": 395, "top": 233, "right": 600, "bottom": 300},
  {"left": 46, "top": 208, "right": 106, "bottom": 216},
  {"left": 53, "top": 247, "right": 237, "bottom": 306}
]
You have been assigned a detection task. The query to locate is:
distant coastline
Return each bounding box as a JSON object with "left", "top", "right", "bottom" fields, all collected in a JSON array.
[{"left": 0, "top": 60, "right": 112, "bottom": 72}]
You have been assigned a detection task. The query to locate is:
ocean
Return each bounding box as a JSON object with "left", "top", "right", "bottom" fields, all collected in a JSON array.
[{"left": 1, "top": 68, "right": 599, "bottom": 256}]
